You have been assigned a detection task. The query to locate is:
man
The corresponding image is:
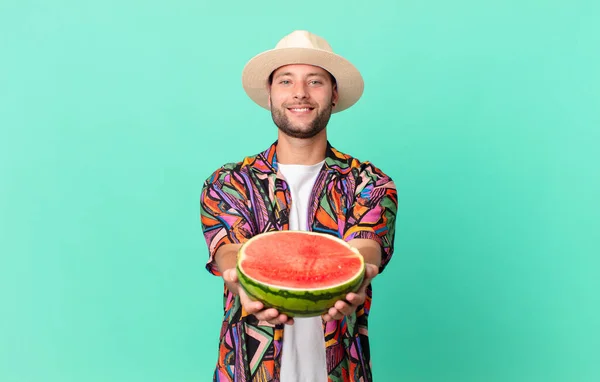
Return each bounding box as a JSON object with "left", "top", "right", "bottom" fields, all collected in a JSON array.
[{"left": 200, "top": 30, "right": 397, "bottom": 381}]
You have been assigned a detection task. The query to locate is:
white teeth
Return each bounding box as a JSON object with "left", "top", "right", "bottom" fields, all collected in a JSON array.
[{"left": 291, "top": 108, "right": 310, "bottom": 112}]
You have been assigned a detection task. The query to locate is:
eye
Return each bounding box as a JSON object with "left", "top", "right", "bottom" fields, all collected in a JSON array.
[
  {"left": 309, "top": 80, "right": 322, "bottom": 85},
  {"left": 279, "top": 79, "right": 291, "bottom": 85}
]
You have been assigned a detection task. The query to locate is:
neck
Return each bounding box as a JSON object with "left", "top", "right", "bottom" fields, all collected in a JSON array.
[{"left": 276, "top": 130, "right": 327, "bottom": 165}]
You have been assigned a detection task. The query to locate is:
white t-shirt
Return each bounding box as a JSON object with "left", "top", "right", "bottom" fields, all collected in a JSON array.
[{"left": 277, "top": 161, "right": 327, "bottom": 382}]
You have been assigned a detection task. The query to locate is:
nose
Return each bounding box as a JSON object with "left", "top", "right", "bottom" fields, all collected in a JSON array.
[{"left": 293, "top": 82, "right": 309, "bottom": 100}]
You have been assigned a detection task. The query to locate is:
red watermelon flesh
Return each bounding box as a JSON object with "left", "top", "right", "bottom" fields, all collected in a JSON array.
[
  {"left": 236, "top": 231, "right": 366, "bottom": 317},
  {"left": 241, "top": 232, "right": 363, "bottom": 289}
]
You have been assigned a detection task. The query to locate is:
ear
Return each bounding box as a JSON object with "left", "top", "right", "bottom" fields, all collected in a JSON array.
[
  {"left": 266, "top": 82, "right": 273, "bottom": 108},
  {"left": 332, "top": 85, "right": 339, "bottom": 106}
]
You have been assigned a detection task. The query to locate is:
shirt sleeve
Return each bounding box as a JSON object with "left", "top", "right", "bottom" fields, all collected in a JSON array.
[
  {"left": 199, "top": 167, "right": 254, "bottom": 276},
  {"left": 343, "top": 163, "right": 398, "bottom": 274}
]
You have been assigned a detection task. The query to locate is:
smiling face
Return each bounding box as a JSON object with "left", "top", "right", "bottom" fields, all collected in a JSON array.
[{"left": 268, "top": 64, "right": 338, "bottom": 139}]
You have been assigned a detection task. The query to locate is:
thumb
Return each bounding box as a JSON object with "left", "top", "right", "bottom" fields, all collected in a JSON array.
[
  {"left": 223, "top": 268, "right": 236, "bottom": 281},
  {"left": 359, "top": 264, "right": 379, "bottom": 291},
  {"left": 365, "top": 263, "right": 379, "bottom": 280},
  {"left": 223, "top": 268, "right": 241, "bottom": 295},
  {"left": 229, "top": 269, "right": 239, "bottom": 283}
]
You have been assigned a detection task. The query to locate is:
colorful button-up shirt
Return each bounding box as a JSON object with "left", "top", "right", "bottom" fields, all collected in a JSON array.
[{"left": 200, "top": 141, "right": 397, "bottom": 381}]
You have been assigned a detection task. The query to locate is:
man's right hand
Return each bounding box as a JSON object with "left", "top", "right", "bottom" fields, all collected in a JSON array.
[{"left": 222, "top": 268, "right": 295, "bottom": 326}]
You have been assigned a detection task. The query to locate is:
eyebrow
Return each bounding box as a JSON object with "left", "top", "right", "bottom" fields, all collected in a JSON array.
[{"left": 274, "top": 72, "right": 328, "bottom": 79}]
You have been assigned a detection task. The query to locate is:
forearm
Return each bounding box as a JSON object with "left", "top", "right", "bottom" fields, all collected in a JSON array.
[
  {"left": 214, "top": 243, "right": 243, "bottom": 293},
  {"left": 348, "top": 238, "right": 382, "bottom": 268}
]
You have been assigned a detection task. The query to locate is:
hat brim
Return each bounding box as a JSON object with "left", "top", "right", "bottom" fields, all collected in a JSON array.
[{"left": 241, "top": 47, "right": 364, "bottom": 113}]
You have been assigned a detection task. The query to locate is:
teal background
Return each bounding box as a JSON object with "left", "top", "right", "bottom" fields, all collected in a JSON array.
[{"left": 1, "top": 0, "right": 599, "bottom": 381}]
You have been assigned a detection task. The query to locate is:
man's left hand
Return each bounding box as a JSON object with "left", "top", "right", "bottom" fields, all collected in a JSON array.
[{"left": 322, "top": 263, "right": 379, "bottom": 322}]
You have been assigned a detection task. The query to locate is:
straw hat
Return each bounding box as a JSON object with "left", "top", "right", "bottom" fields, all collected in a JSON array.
[{"left": 241, "top": 30, "right": 364, "bottom": 113}]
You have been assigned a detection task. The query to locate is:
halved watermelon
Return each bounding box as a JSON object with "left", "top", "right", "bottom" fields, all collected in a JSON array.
[{"left": 236, "top": 230, "right": 365, "bottom": 317}]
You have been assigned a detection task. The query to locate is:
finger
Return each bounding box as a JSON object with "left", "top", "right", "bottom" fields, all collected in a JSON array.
[
  {"left": 244, "top": 301, "right": 265, "bottom": 314},
  {"left": 238, "top": 287, "right": 264, "bottom": 313},
  {"left": 345, "top": 292, "right": 365, "bottom": 306},
  {"left": 334, "top": 300, "right": 357, "bottom": 316},
  {"left": 334, "top": 300, "right": 350, "bottom": 313},
  {"left": 326, "top": 306, "right": 344, "bottom": 321},
  {"left": 267, "top": 313, "right": 294, "bottom": 326},
  {"left": 255, "top": 308, "right": 280, "bottom": 321}
]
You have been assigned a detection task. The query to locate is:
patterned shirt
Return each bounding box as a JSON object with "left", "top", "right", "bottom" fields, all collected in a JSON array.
[{"left": 200, "top": 141, "right": 398, "bottom": 381}]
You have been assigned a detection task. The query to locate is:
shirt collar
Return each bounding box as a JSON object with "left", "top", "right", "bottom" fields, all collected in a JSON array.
[{"left": 252, "top": 140, "right": 352, "bottom": 175}]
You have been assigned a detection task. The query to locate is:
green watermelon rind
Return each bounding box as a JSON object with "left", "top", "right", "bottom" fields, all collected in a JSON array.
[
  {"left": 236, "top": 231, "right": 366, "bottom": 318},
  {"left": 238, "top": 267, "right": 365, "bottom": 317}
]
